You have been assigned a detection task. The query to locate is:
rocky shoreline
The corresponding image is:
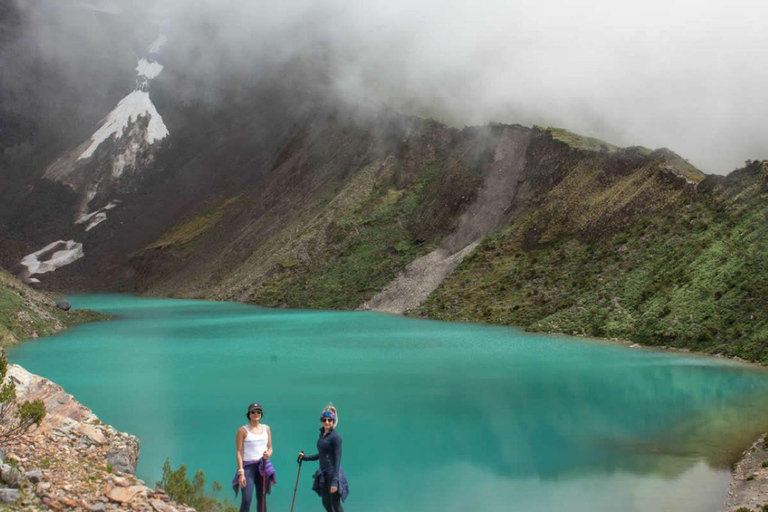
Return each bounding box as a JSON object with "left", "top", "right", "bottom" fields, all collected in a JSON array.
[
  {"left": 723, "top": 433, "right": 768, "bottom": 511},
  {"left": 0, "top": 364, "right": 196, "bottom": 512}
]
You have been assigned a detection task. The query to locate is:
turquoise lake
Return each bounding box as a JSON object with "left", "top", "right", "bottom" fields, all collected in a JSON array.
[{"left": 7, "top": 295, "right": 768, "bottom": 512}]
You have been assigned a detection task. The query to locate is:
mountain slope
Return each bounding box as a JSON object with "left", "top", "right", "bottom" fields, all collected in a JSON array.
[
  {"left": 129, "top": 123, "right": 709, "bottom": 313},
  {"left": 416, "top": 160, "right": 767, "bottom": 363}
]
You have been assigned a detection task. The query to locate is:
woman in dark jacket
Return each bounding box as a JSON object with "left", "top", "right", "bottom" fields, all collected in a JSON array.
[{"left": 298, "top": 405, "right": 349, "bottom": 512}]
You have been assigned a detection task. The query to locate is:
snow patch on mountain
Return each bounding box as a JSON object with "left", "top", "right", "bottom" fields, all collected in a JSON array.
[
  {"left": 148, "top": 34, "right": 167, "bottom": 54},
  {"left": 112, "top": 141, "right": 143, "bottom": 178},
  {"left": 136, "top": 59, "right": 163, "bottom": 79},
  {"left": 84, "top": 212, "right": 107, "bottom": 231},
  {"left": 77, "top": 201, "right": 119, "bottom": 231},
  {"left": 78, "top": 90, "right": 169, "bottom": 160},
  {"left": 21, "top": 241, "right": 84, "bottom": 276}
]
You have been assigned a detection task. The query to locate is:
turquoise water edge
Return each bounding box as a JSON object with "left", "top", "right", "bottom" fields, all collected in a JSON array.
[{"left": 8, "top": 295, "right": 768, "bottom": 512}]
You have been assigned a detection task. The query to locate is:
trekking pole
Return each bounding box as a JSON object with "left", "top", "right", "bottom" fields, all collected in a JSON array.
[
  {"left": 262, "top": 459, "right": 267, "bottom": 512},
  {"left": 290, "top": 457, "right": 303, "bottom": 512}
]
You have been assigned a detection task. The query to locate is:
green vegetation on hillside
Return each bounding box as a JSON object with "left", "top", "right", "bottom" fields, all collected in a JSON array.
[
  {"left": 239, "top": 124, "right": 492, "bottom": 310},
  {"left": 535, "top": 125, "right": 620, "bottom": 153},
  {"left": 142, "top": 196, "right": 242, "bottom": 252},
  {"left": 252, "top": 165, "right": 445, "bottom": 309},
  {"left": 417, "top": 162, "right": 767, "bottom": 363},
  {"left": 0, "top": 269, "right": 105, "bottom": 346},
  {"left": 133, "top": 116, "right": 763, "bottom": 364}
]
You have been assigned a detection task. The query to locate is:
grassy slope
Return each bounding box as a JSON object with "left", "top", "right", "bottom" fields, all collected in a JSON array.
[
  {"left": 537, "top": 126, "right": 622, "bottom": 154},
  {"left": 141, "top": 196, "right": 242, "bottom": 252},
  {"left": 251, "top": 160, "right": 439, "bottom": 309},
  {"left": 0, "top": 268, "right": 105, "bottom": 345},
  {"left": 416, "top": 160, "right": 768, "bottom": 363},
  {"left": 249, "top": 142, "right": 489, "bottom": 308},
  {"left": 142, "top": 120, "right": 494, "bottom": 309}
]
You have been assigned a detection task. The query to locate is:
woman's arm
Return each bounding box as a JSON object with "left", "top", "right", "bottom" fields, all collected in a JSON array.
[
  {"left": 235, "top": 427, "right": 246, "bottom": 487},
  {"left": 330, "top": 435, "right": 342, "bottom": 489},
  {"left": 236, "top": 427, "right": 246, "bottom": 468},
  {"left": 301, "top": 451, "right": 319, "bottom": 461},
  {"left": 265, "top": 425, "right": 273, "bottom": 459}
]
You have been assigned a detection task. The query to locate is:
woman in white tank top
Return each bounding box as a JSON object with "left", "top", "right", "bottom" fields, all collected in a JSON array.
[{"left": 236, "top": 403, "right": 273, "bottom": 512}]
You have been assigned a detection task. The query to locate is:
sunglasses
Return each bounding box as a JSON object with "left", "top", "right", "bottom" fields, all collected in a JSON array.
[
  {"left": 250, "top": 410, "right": 262, "bottom": 415},
  {"left": 321, "top": 418, "right": 334, "bottom": 423}
]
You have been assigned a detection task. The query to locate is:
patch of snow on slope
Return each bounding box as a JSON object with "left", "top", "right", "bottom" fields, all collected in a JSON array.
[
  {"left": 111, "top": 140, "right": 142, "bottom": 178},
  {"left": 77, "top": 201, "right": 119, "bottom": 231},
  {"left": 78, "top": 90, "right": 169, "bottom": 160},
  {"left": 21, "top": 241, "right": 84, "bottom": 276},
  {"left": 136, "top": 59, "right": 163, "bottom": 79},
  {"left": 148, "top": 34, "right": 167, "bottom": 54},
  {"left": 84, "top": 212, "right": 108, "bottom": 231}
]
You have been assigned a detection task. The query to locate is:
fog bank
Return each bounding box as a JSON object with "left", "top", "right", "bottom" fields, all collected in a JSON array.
[{"left": 14, "top": 0, "right": 768, "bottom": 174}]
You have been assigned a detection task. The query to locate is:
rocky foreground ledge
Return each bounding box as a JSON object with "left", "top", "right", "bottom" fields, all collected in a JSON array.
[{"left": 1, "top": 365, "right": 196, "bottom": 512}]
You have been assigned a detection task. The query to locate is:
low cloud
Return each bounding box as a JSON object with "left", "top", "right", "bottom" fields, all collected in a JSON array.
[{"left": 15, "top": 0, "right": 768, "bottom": 174}]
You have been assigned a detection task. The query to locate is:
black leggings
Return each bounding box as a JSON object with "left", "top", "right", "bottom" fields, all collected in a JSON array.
[
  {"left": 320, "top": 479, "right": 344, "bottom": 512},
  {"left": 240, "top": 464, "right": 267, "bottom": 512}
]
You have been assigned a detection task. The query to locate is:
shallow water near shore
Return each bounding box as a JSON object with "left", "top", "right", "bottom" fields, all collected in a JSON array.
[{"left": 8, "top": 294, "right": 768, "bottom": 512}]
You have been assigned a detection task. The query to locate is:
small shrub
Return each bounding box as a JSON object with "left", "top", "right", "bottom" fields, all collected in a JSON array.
[
  {"left": 734, "top": 507, "right": 753, "bottom": 512},
  {"left": 156, "top": 458, "right": 236, "bottom": 512},
  {"left": 0, "top": 350, "right": 46, "bottom": 442},
  {"left": 762, "top": 461, "right": 768, "bottom": 468}
]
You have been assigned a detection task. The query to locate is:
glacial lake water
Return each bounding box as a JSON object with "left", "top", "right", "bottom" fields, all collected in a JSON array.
[{"left": 8, "top": 295, "right": 768, "bottom": 512}]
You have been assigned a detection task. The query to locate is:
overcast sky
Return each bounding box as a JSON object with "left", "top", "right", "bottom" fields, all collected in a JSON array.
[
  {"left": 330, "top": 0, "right": 768, "bottom": 174},
  {"left": 52, "top": 0, "right": 768, "bottom": 173}
]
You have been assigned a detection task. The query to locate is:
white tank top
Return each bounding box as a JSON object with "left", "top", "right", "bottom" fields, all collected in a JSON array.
[{"left": 242, "top": 425, "right": 268, "bottom": 462}]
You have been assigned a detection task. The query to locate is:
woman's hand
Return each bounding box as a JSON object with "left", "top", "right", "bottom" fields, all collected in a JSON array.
[
  {"left": 330, "top": 486, "right": 338, "bottom": 494},
  {"left": 297, "top": 451, "right": 304, "bottom": 461},
  {"left": 238, "top": 473, "right": 246, "bottom": 488},
  {"left": 263, "top": 450, "right": 272, "bottom": 460}
]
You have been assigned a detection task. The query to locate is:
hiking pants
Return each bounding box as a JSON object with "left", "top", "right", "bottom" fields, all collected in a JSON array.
[
  {"left": 320, "top": 479, "right": 344, "bottom": 512},
  {"left": 240, "top": 464, "right": 267, "bottom": 512}
]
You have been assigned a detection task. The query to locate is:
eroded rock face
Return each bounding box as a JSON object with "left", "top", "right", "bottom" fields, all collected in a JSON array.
[
  {"left": 1, "top": 364, "right": 198, "bottom": 511},
  {"left": 6, "top": 364, "right": 140, "bottom": 475}
]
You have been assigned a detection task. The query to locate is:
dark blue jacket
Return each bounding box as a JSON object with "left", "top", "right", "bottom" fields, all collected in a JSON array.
[{"left": 302, "top": 428, "right": 343, "bottom": 487}]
